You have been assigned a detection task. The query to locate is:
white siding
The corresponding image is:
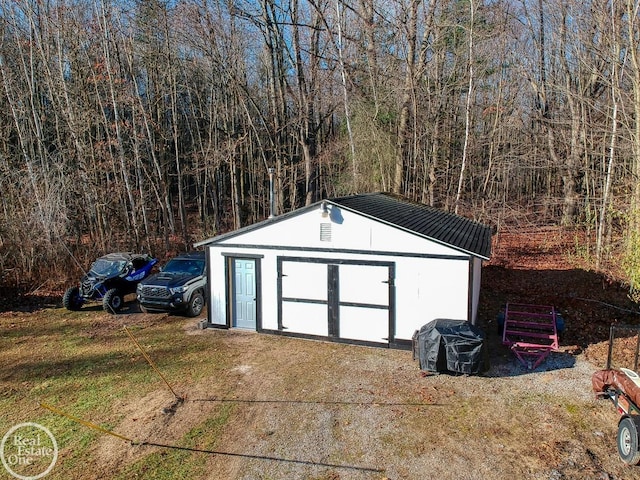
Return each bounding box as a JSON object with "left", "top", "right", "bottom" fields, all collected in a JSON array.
[
  {"left": 207, "top": 245, "right": 471, "bottom": 343},
  {"left": 218, "top": 207, "right": 460, "bottom": 257},
  {"left": 206, "top": 248, "right": 228, "bottom": 327},
  {"left": 393, "top": 257, "right": 469, "bottom": 340}
]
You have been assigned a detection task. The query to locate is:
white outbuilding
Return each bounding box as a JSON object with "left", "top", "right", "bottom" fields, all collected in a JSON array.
[{"left": 195, "top": 192, "right": 492, "bottom": 348}]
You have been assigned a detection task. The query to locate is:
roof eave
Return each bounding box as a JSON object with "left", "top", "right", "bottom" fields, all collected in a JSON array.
[
  {"left": 193, "top": 203, "right": 322, "bottom": 248},
  {"left": 194, "top": 196, "right": 492, "bottom": 259}
]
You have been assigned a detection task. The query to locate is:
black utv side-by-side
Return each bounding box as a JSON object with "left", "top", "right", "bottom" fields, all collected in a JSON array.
[{"left": 63, "top": 252, "right": 158, "bottom": 314}]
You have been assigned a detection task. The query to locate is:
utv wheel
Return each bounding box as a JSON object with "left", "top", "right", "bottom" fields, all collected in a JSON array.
[
  {"left": 103, "top": 288, "right": 123, "bottom": 314},
  {"left": 618, "top": 416, "right": 640, "bottom": 465},
  {"left": 185, "top": 292, "right": 204, "bottom": 317},
  {"left": 63, "top": 286, "right": 83, "bottom": 311}
]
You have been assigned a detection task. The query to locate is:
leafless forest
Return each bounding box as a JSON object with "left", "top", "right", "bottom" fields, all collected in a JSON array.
[{"left": 1, "top": 0, "right": 640, "bottom": 292}]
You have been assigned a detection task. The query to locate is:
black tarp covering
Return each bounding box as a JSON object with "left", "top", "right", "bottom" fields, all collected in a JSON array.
[{"left": 416, "top": 319, "right": 486, "bottom": 374}]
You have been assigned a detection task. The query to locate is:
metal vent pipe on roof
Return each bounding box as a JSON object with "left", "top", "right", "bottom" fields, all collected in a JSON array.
[{"left": 268, "top": 167, "right": 276, "bottom": 218}]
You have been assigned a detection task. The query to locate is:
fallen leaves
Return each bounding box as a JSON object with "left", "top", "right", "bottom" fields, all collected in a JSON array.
[{"left": 482, "top": 227, "right": 640, "bottom": 369}]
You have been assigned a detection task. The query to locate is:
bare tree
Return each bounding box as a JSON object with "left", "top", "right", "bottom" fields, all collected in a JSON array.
[{"left": 454, "top": 0, "right": 476, "bottom": 215}]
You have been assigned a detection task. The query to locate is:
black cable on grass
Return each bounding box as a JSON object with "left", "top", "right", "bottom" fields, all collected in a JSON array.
[
  {"left": 123, "top": 325, "right": 183, "bottom": 402},
  {"left": 40, "top": 403, "right": 384, "bottom": 474},
  {"left": 135, "top": 441, "right": 385, "bottom": 473}
]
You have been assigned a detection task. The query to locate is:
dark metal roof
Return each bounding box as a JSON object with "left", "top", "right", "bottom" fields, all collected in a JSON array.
[
  {"left": 195, "top": 192, "right": 492, "bottom": 259},
  {"left": 329, "top": 193, "right": 492, "bottom": 259}
]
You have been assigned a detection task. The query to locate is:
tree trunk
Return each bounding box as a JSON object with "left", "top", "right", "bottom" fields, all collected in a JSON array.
[{"left": 454, "top": 0, "right": 475, "bottom": 215}]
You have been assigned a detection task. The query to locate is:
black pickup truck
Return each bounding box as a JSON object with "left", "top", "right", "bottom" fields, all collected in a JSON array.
[{"left": 136, "top": 251, "right": 207, "bottom": 317}]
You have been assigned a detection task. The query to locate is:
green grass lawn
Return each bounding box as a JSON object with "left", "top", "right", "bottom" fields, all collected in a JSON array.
[{"left": 0, "top": 306, "right": 235, "bottom": 480}]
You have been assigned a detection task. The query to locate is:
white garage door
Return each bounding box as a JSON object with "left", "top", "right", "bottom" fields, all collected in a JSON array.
[
  {"left": 280, "top": 261, "right": 328, "bottom": 336},
  {"left": 279, "top": 259, "right": 393, "bottom": 345},
  {"left": 338, "top": 264, "right": 390, "bottom": 343}
]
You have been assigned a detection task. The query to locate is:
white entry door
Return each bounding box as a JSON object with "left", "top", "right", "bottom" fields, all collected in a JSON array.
[{"left": 233, "top": 259, "right": 256, "bottom": 329}]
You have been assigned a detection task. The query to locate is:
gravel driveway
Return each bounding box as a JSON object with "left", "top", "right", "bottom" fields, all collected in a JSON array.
[{"left": 153, "top": 329, "right": 634, "bottom": 480}]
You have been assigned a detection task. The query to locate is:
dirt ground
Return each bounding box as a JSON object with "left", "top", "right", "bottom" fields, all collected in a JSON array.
[{"left": 6, "top": 226, "right": 640, "bottom": 479}]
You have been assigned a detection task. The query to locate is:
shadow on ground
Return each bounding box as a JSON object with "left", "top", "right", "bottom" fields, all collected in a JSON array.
[
  {"left": 479, "top": 265, "right": 640, "bottom": 348},
  {"left": 477, "top": 264, "right": 640, "bottom": 376}
]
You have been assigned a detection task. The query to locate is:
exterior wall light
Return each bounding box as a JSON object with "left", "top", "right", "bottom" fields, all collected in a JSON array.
[{"left": 320, "top": 201, "right": 330, "bottom": 218}]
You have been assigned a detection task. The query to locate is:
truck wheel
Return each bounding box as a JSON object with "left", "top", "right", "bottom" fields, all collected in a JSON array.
[
  {"left": 63, "top": 286, "right": 83, "bottom": 311},
  {"left": 185, "top": 292, "right": 204, "bottom": 317},
  {"left": 618, "top": 416, "right": 640, "bottom": 465},
  {"left": 103, "top": 288, "right": 123, "bottom": 314}
]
